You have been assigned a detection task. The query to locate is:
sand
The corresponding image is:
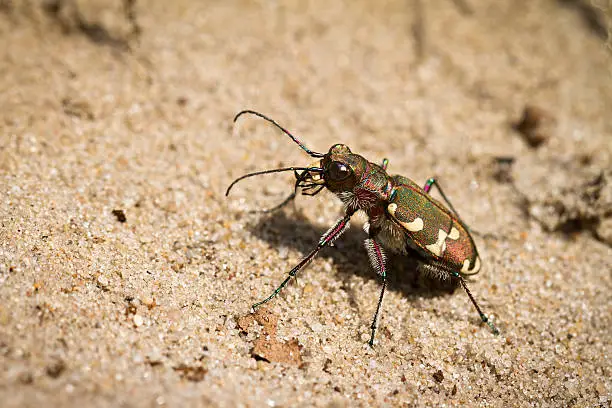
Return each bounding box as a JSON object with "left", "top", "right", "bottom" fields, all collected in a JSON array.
[{"left": 1, "top": 1, "right": 611, "bottom": 407}]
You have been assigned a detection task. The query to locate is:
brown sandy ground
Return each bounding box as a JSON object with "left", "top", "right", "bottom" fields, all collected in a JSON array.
[{"left": 0, "top": 1, "right": 611, "bottom": 407}]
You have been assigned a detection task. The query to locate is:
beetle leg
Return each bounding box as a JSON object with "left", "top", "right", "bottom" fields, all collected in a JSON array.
[
  {"left": 248, "top": 171, "right": 304, "bottom": 214},
  {"left": 452, "top": 270, "right": 500, "bottom": 335},
  {"left": 251, "top": 210, "right": 355, "bottom": 310},
  {"left": 424, "top": 177, "right": 499, "bottom": 240},
  {"left": 418, "top": 260, "right": 453, "bottom": 281},
  {"left": 423, "top": 178, "right": 464, "bottom": 219},
  {"left": 364, "top": 238, "right": 387, "bottom": 347},
  {"left": 248, "top": 192, "right": 296, "bottom": 214},
  {"left": 419, "top": 261, "right": 499, "bottom": 334}
]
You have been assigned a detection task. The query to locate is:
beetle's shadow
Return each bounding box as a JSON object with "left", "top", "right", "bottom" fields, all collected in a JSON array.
[{"left": 246, "top": 210, "right": 460, "bottom": 307}]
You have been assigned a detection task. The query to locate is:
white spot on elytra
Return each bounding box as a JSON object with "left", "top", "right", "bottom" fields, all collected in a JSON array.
[
  {"left": 461, "top": 259, "right": 471, "bottom": 272},
  {"left": 387, "top": 204, "right": 424, "bottom": 232},
  {"left": 448, "top": 227, "right": 460, "bottom": 240},
  {"left": 426, "top": 229, "right": 448, "bottom": 257},
  {"left": 403, "top": 217, "right": 424, "bottom": 232}
]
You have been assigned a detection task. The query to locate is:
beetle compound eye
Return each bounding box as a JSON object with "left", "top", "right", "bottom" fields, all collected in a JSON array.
[{"left": 328, "top": 161, "right": 352, "bottom": 181}]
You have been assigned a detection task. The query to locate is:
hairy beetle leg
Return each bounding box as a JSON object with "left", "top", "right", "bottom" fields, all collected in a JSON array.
[
  {"left": 251, "top": 211, "right": 354, "bottom": 310},
  {"left": 364, "top": 238, "right": 388, "bottom": 347}
]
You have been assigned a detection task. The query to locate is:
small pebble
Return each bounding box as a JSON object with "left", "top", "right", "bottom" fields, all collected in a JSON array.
[
  {"left": 97, "top": 275, "right": 108, "bottom": 288},
  {"left": 133, "top": 314, "right": 144, "bottom": 327}
]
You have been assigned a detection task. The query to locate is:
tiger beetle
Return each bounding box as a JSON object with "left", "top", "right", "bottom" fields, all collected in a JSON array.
[{"left": 226, "top": 110, "right": 500, "bottom": 346}]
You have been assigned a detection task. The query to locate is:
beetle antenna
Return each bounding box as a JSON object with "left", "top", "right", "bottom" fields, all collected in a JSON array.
[
  {"left": 225, "top": 166, "right": 323, "bottom": 196},
  {"left": 234, "top": 110, "right": 325, "bottom": 158}
]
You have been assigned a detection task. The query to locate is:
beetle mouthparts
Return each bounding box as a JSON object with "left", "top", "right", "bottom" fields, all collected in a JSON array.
[{"left": 302, "top": 160, "right": 325, "bottom": 185}]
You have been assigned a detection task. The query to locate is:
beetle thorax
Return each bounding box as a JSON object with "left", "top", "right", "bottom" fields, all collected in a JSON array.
[
  {"left": 336, "top": 163, "right": 393, "bottom": 212},
  {"left": 317, "top": 145, "right": 393, "bottom": 212}
]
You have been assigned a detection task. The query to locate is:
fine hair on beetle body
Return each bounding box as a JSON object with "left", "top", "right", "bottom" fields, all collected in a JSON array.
[{"left": 226, "top": 110, "right": 500, "bottom": 346}]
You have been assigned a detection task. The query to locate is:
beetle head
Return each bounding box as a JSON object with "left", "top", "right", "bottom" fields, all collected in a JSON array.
[{"left": 301, "top": 144, "right": 367, "bottom": 193}]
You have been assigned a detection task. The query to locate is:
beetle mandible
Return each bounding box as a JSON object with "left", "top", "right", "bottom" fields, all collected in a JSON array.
[{"left": 226, "top": 110, "right": 500, "bottom": 346}]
